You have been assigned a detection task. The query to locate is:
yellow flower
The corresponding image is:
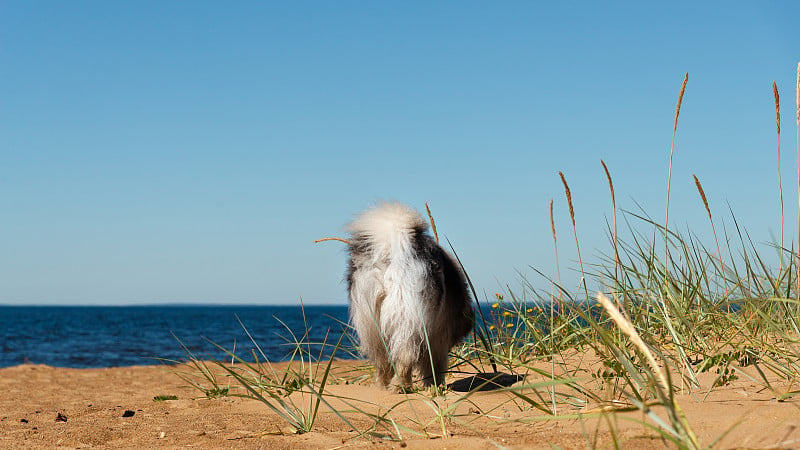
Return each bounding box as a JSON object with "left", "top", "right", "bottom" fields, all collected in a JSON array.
[
  {"left": 505, "top": 323, "right": 514, "bottom": 328},
  {"left": 495, "top": 293, "right": 504, "bottom": 301},
  {"left": 489, "top": 325, "right": 496, "bottom": 330},
  {"left": 526, "top": 308, "right": 533, "bottom": 313},
  {"left": 491, "top": 302, "right": 499, "bottom": 309},
  {"left": 502, "top": 311, "right": 513, "bottom": 317}
]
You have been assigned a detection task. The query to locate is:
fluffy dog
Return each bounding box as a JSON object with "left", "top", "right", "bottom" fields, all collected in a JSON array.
[{"left": 346, "top": 202, "right": 475, "bottom": 391}]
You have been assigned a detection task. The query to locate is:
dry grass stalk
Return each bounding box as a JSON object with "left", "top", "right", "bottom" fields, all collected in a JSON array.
[
  {"left": 425, "top": 202, "right": 439, "bottom": 243},
  {"left": 601, "top": 160, "right": 621, "bottom": 301},
  {"left": 548, "top": 197, "right": 559, "bottom": 414},
  {"left": 549, "top": 198, "right": 564, "bottom": 303},
  {"left": 313, "top": 237, "right": 351, "bottom": 245},
  {"left": 601, "top": 161, "right": 617, "bottom": 244},
  {"left": 549, "top": 196, "right": 563, "bottom": 394},
  {"left": 694, "top": 175, "right": 728, "bottom": 295},
  {"left": 597, "top": 293, "right": 700, "bottom": 449},
  {"left": 559, "top": 172, "right": 587, "bottom": 297},
  {"left": 796, "top": 63, "right": 800, "bottom": 297},
  {"left": 549, "top": 198, "right": 556, "bottom": 243},
  {"left": 596, "top": 292, "right": 667, "bottom": 391},
  {"left": 775, "top": 81, "right": 784, "bottom": 275},
  {"left": 665, "top": 73, "right": 689, "bottom": 285},
  {"left": 549, "top": 197, "right": 562, "bottom": 296},
  {"left": 596, "top": 292, "right": 701, "bottom": 448}
]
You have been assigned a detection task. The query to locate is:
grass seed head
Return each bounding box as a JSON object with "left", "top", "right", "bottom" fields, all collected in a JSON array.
[
  {"left": 601, "top": 159, "right": 615, "bottom": 209},
  {"left": 693, "top": 174, "right": 712, "bottom": 221},
  {"left": 674, "top": 72, "right": 689, "bottom": 132},
  {"left": 773, "top": 81, "right": 780, "bottom": 134},
  {"left": 559, "top": 172, "right": 575, "bottom": 227},
  {"left": 424, "top": 202, "right": 439, "bottom": 243}
]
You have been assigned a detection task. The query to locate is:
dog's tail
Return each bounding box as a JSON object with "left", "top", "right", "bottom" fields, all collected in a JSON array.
[{"left": 346, "top": 201, "right": 429, "bottom": 255}]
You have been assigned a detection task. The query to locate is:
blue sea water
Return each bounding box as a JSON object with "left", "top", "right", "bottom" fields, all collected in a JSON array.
[{"left": 0, "top": 305, "right": 353, "bottom": 368}]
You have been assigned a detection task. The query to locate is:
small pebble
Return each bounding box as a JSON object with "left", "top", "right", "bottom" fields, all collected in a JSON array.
[
  {"left": 122, "top": 410, "right": 135, "bottom": 417},
  {"left": 55, "top": 412, "right": 68, "bottom": 422}
]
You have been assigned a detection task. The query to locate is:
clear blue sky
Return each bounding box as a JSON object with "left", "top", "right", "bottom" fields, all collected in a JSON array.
[{"left": 1, "top": 2, "right": 798, "bottom": 305}]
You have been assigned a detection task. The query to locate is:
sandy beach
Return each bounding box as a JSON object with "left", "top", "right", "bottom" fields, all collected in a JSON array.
[{"left": 1, "top": 359, "right": 799, "bottom": 449}]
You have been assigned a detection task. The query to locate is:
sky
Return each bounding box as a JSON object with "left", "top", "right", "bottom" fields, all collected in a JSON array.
[{"left": 1, "top": 1, "right": 799, "bottom": 305}]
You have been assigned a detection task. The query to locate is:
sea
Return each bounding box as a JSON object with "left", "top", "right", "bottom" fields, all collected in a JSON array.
[{"left": 0, "top": 305, "right": 354, "bottom": 368}]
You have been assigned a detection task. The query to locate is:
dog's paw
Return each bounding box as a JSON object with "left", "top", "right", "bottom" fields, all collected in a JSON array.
[{"left": 388, "top": 381, "right": 414, "bottom": 394}]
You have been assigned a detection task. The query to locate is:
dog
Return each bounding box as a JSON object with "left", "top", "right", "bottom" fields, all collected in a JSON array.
[{"left": 345, "top": 201, "right": 475, "bottom": 391}]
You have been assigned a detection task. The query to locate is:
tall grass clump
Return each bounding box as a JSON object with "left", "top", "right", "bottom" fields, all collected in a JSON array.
[{"left": 473, "top": 68, "right": 800, "bottom": 446}]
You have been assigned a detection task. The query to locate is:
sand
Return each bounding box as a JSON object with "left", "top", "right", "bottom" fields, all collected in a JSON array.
[{"left": 1, "top": 360, "right": 799, "bottom": 449}]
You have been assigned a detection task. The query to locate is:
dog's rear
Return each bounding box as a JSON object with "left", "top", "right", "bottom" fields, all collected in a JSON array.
[{"left": 346, "top": 202, "right": 474, "bottom": 390}]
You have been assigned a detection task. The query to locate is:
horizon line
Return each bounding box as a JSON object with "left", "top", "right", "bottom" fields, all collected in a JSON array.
[{"left": 0, "top": 302, "right": 350, "bottom": 307}]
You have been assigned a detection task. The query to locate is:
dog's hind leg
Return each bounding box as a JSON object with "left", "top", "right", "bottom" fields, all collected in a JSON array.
[
  {"left": 362, "top": 307, "right": 395, "bottom": 389},
  {"left": 418, "top": 338, "right": 450, "bottom": 387},
  {"left": 373, "top": 348, "right": 394, "bottom": 388},
  {"left": 390, "top": 361, "right": 414, "bottom": 393},
  {"left": 388, "top": 339, "right": 416, "bottom": 392}
]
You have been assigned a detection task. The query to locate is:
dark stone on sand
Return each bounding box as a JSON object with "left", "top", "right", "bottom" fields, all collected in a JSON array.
[
  {"left": 122, "top": 410, "right": 135, "bottom": 417},
  {"left": 55, "top": 412, "right": 68, "bottom": 422}
]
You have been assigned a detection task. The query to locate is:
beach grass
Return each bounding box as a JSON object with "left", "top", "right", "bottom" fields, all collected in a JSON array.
[{"left": 169, "top": 65, "right": 800, "bottom": 447}]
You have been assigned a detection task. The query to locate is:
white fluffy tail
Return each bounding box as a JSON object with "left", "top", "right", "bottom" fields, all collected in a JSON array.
[{"left": 346, "top": 201, "right": 429, "bottom": 251}]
